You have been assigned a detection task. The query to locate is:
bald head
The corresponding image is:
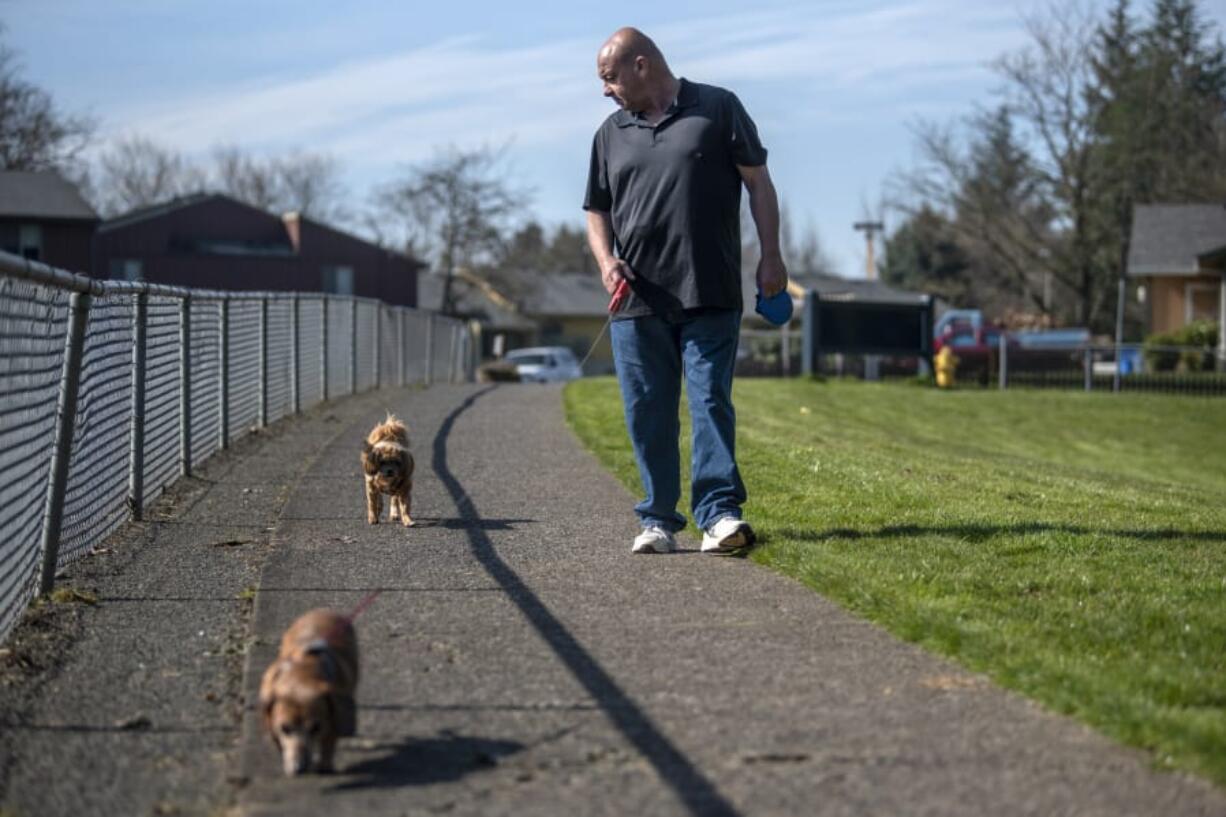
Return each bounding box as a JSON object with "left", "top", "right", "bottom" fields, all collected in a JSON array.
[
  {"left": 600, "top": 27, "right": 668, "bottom": 71},
  {"left": 596, "top": 27, "right": 677, "bottom": 115}
]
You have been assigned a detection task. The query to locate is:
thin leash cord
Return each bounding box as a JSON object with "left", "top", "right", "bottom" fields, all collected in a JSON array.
[
  {"left": 345, "top": 589, "right": 382, "bottom": 624},
  {"left": 577, "top": 314, "right": 614, "bottom": 372},
  {"left": 577, "top": 278, "right": 628, "bottom": 372}
]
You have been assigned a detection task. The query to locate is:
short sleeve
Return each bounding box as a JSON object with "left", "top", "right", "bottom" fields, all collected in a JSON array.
[
  {"left": 583, "top": 130, "right": 612, "bottom": 212},
  {"left": 727, "top": 92, "right": 767, "bottom": 167}
]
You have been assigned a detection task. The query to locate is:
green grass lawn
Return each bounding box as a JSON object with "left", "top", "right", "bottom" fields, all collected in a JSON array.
[{"left": 564, "top": 377, "right": 1226, "bottom": 786}]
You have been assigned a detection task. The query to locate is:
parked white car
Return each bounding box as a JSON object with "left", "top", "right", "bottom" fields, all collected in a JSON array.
[{"left": 504, "top": 346, "right": 584, "bottom": 383}]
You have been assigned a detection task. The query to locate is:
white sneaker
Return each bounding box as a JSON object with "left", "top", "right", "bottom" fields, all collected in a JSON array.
[
  {"left": 632, "top": 526, "right": 676, "bottom": 554},
  {"left": 701, "top": 517, "right": 755, "bottom": 554}
]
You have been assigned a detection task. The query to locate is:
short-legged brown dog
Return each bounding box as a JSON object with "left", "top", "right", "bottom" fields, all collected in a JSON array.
[
  {"left": 361, "top": 414, "right": 415, "bottom": 526},
  {"left": 259, "top": 608, "right": 359, "bottom": 776}
]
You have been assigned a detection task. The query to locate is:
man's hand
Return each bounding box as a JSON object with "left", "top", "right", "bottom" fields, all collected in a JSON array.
[
  {"left": 756, "top": 252, "right": 788, "bottom": 298},
  {"left": 600, "top": 257, "right": 636, "bottom": 295}
]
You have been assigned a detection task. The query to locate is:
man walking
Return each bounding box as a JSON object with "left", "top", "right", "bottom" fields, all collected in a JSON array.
[{"left": 584, "top": 27, "right": 787, "bottom": 554}]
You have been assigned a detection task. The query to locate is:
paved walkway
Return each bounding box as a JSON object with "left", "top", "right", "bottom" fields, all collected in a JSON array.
[{"left": 3, "top": 383, "right": 1225, "bottom": 816}]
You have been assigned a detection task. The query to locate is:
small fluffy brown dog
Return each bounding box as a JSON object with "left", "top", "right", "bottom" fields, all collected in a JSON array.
[
  {"left": 259, "top": 608, "right": 359, "bottom": 776},
  {"left": 361, "top": 413, "right": 415, "bottom": 526}
]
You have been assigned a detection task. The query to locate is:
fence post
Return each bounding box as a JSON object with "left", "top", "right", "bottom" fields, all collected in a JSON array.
[
  {"left": 321, "top": 298, "right": 330, "bottom": 402},
  {"left": 219, "top": 299, "right": 230, "bottom": 449},
  {"left": 179, "top": 297, "right": 192, "bottom": 477},
  {"left": 448, "top": 323, "right": 458, "bottom": 383},
  {"left": 425, "top": 312, "right": 435, "bottom": 385},
  {"left": 258, "top": 298, "right": 269, "bottom": 428},
  {"left": 1112, "top": 342, "right": 1121, "bottom": 394},
  {"left": 1219, "top": 279, "right": 1225, "bottom": 373},
  {"left": 291, "top": 296, "right": 300, "bottom": 415},
  {"left": 374, "top": 306, "right": 382, "bottom": 389},
  {"left": 350, "top": 299, "right": 358, "bottom": 395},
  {"left": 998, "top": 332, "right": 1008, "bottom": 390},
  {"left": 128, "top": 292, "right": 148, "bottom": 521},
  {"left": 801, "top": 291, "right": 818, "bottom": 376},
  {"left": 397, "top": 309, "right": 406, "bottom": 386},
  {"left": 38, "top": 290, "right": 91, "bottom": 595},
  {"left": 780, "top": 324, "right": 791, "bottom": 377},
  {"left": 1083, "top": 346, "right": 1093, "bottom": 392}
]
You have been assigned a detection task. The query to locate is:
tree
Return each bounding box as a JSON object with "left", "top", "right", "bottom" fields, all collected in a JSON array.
[
  {"left": 0, "top": 29, "right": 92, "bottom": 172},
  {"left": 87, "top": 136, "right": 205, "bottom": 216},
  {"left": 374, "top": 146, "right": 529, "bottom": 315},
  {"left": 212, "top": 145, "right": 346, "bottom": 220},
  {"left": 81, "top": 136, "right": 347, "bottom": 220},
  {"left": 880, "top": 205, "right": 973, "bottom": 304}
]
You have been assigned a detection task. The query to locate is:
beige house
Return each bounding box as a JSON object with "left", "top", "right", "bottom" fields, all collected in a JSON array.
[{"left": 1128, "top": 205, "right": 1226, "bottom": 345}]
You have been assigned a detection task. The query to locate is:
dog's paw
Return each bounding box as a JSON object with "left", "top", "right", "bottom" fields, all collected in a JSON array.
[
  {"left": 401, "top": 517, "right": 415, "bottom": 527},
  {"left": 367, "top": 517, "right": 379, "bottom": 525}
]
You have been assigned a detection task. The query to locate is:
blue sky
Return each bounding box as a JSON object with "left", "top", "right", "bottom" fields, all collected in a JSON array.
[{"left": 5, "top": 0, "right": 1225, "bottom": 276}]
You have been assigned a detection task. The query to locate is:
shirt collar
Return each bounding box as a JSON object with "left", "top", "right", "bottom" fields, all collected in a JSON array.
[{"left": 613, "top": 78, "right": 697, "bottom": 127}]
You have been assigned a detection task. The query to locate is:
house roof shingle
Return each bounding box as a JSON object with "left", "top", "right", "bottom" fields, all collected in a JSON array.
[
  {"left": 0, "top": 170, "right": 99, "bottom": 221},
  {"left": 1128, "top": 204, "right": 1226, "bottom": 276}
]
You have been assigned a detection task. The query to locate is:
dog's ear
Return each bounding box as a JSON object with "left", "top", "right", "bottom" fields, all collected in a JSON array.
[
  {"left": 360, "top": 443, "right": 377, "bottom": 475},
  {"left": 327, "top": 692, "right": 357, "bottom": 738}
]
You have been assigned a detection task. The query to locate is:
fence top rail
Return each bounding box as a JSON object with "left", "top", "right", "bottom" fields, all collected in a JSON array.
[{"left": 0, "top": 249, "right": 455, "bottom": 318}]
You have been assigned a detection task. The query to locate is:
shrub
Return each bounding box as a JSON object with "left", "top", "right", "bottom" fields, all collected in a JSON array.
[{"left": 1143, "top": 321, "right": 1219, "bottom": 372}]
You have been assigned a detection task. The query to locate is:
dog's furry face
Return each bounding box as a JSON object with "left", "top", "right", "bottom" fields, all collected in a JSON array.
[
  {"left": 263, "top": 666, "right": 340, "bottom": 776},
  {"left": 362, "top": 414, "right": 415, "bottom": 526},
  {"left": 260, "top": 609, "right": 359, "bottom": 776}
]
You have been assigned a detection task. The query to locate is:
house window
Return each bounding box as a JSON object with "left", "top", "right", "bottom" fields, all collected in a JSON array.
[
  {"left": 109, "top": 258, "right": 143, "bottom": 282},
  {"left": 17, "top": 224, "right": 41, "bottom": 260},
  {"left": 321, "top": 265, "right": 354, "bottom": 295},
  {"left": 1186, "top": 282, "right": 1220, "bottom": 323},
  {"left": 2, "top": 224, "right": 42, "bottom": 260}
]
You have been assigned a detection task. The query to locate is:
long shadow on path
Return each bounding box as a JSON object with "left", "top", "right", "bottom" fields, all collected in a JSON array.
[{"left": 433, "top": 386, "right": 742, "bottom": 817}]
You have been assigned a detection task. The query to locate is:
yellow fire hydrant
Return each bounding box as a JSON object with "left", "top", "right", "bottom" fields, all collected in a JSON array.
[{"left": 935, "top": 345, "right": 959, "bottom": 389}]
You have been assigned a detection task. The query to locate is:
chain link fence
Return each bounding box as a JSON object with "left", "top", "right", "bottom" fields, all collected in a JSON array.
[{"left": 0, "top": 250, "right": 473, "bottom": 643}]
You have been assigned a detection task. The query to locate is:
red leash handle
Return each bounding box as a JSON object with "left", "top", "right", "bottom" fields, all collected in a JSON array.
[{"left": 609, "top": 279, "right": 630, "bottom": 313}]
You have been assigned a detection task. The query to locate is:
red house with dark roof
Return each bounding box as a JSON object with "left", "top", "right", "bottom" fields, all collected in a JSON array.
[
  {"left": 93, "top": 193, "right": 421, "bottom": 306},
  {"left": 0, "top": 170, "right": 100, "bottom": 274}
]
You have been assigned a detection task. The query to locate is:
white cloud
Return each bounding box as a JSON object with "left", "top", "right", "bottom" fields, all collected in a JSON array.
[{"left": 100, "top": 0, "right": 1029, "bottom": 162}]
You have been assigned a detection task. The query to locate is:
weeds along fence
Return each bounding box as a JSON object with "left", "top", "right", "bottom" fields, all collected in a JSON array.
[{"left": 0, "top": 250, "right": 473, "bottom": 643}]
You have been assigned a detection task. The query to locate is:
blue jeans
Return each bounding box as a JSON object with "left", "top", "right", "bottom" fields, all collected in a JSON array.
[{"left": 610, "top": 309, "right": 745, "bottom": 533}]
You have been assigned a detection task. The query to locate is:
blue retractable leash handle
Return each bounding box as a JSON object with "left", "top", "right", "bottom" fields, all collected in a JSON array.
[{"left": 755, "top": 286, "right": 793, "bottom": 325}]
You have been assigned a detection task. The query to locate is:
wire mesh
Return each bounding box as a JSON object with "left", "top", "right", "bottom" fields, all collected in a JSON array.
[
  {"left": 379, "top": 306, "right": 400, "bottom": 387},
  {"left": 265, "top": 300, "right": 293, "bottom": 424},
  {"left": 354, "top": 301, "right": 376, "bottom": 393},
  {"left": 142, "top": 296, "right": 182, "bottom": 506},
  {"left": 190, "top": 299, "right": 222, "bottom": 468},
  {"left": 0, "top": 278, "right": 69, "bottom": 639},
  {"left": 226, "top": 300, "right": 261, "bottom": 441},
  {"left": 402, "top": 311, "right": 430, "bottom": 384},
  {"left": 326, "top": 298, "right": 353, "bottom": 398},
  {"left": 297, "top": 299, "right": 324, "bottom": 408},
  {"left": 59, "top": 293, "right": 134, "bottom": 564}
]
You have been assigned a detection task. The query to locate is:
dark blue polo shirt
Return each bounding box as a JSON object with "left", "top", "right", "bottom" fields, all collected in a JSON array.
[{"left": 584, "top": 78, "right": 767, "bottom": 319}]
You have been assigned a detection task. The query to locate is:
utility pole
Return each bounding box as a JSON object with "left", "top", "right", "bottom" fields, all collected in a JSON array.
[{"left": 853, "top": 221, "right": 884, "bottom": 280}]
